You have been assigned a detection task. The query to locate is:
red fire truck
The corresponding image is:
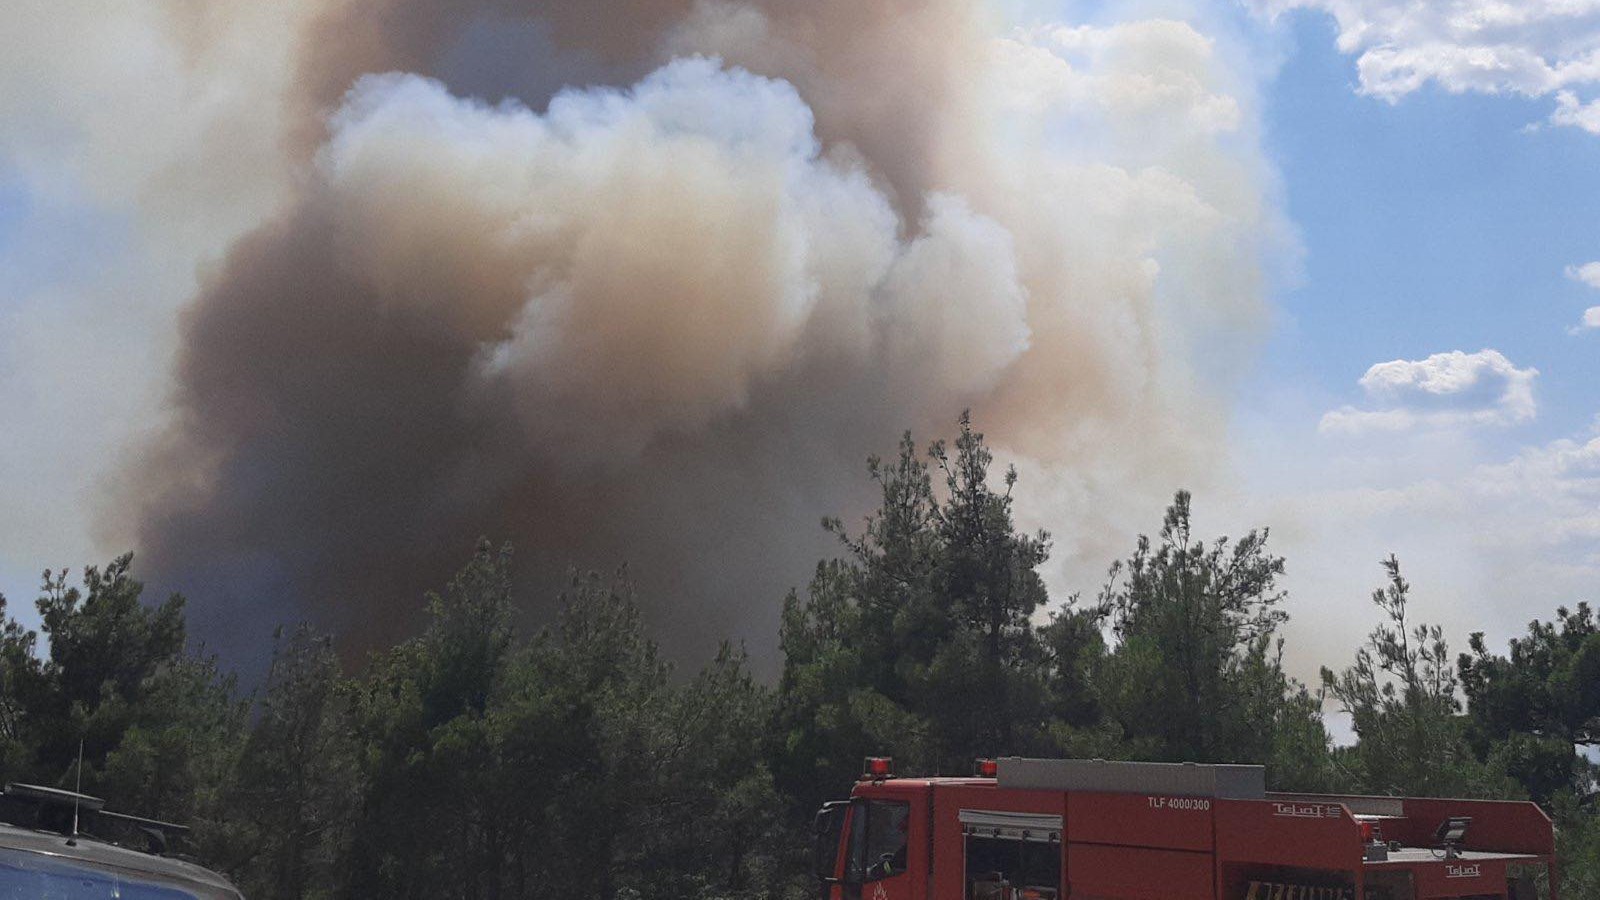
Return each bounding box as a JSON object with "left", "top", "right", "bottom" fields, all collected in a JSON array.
[{"left": 813, "top": 757, "right": 1558, "bottom": 900}]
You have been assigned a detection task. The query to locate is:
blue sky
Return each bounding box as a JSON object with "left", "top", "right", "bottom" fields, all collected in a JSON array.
[
  {"left": 1217, "top": 4, "right": 1599, "bottom": 682},
  {"left": 0, "top": 0, "right": 1594, "bottom": 676},
  {"left": 1261, "top": 11, "right": 1600, "bottom": 448}
]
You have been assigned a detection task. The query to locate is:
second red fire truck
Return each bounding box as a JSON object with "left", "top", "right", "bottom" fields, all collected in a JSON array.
[{"left": 814, "top": 757, "right": 1557, "bottom": 899}]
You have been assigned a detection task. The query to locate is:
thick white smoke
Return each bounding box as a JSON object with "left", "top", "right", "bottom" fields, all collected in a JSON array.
[
  {"left": 1, "top": 0, "right": 1289, "bottom": 666},
  {"left": 317, "top": 61, "right": 1031, "bottom": 462}
]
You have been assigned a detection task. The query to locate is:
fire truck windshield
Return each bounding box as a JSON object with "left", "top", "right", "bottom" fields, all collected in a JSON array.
[
  {"left": 815, "top": 799, "right": 910, "bottom": 885},
  {"left": 847, "top": 800, "right": 909, "bottom": 881}
]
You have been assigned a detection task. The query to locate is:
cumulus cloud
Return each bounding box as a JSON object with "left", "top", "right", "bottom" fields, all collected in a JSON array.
[
  {"left": 1298, "top": 421, "right": 1600, "bottom": 553},
  {"left": 1566, "top": 262, "right": 1600, "bottom": 333},
  {"left": 1320, "top": 349, "right": 1539, "bottom": 434},
  {"left": 1553, "top": 89, "right": 1600, "bottom": 133},
  {"left": 1477, "top": 424, "right": 1600, "bottom": 535},
  {"left": 1250, "top": 0, "right": 1600, "bottom": 133},
  {"left": 1567, "top": 260, "right": 1600, "bottom": 288},
  {"left": 993, "top": 21, "right": 1244, "bottom": 134}
]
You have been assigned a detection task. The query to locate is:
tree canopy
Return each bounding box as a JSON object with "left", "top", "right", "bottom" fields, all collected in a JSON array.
[{"left": 0, "top": 414, "right": 1594, "bottom": 898}]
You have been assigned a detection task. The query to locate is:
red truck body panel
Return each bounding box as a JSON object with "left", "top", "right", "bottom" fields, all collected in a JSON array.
[{"left": 820, "top": 758, "right": 1557, "bottom": 900}]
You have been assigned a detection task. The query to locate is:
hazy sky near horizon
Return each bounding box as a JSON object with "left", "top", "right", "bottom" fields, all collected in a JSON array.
[
  {"left": 0, "top": 0, "right": 1595, "bottom": 684},
  {"left": 1213, "top": 4, "right": 1600, "bottom": 682}
]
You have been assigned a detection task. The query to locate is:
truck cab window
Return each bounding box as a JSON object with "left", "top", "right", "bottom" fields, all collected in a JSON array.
[
  {"left": 844, "top": 800, "right": 910, "bottom": 883},
  {"left": 865, "top": 801, "right": 910, "bottom": 878}
]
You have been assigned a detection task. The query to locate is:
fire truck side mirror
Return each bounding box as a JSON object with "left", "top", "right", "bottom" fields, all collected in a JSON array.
[
  {"left": 812, "top": 805, "right": 835, "bottom": 834},
  {"left": 813, "top": 802, "right": 848, "bottom": 882}
]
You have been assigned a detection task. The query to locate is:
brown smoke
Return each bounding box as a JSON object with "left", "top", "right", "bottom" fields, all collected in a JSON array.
[
  {"left": 113, "top": 0, "right": 1278, "bottom": 669},
  {"left": 289, "top": 0, "right": 729, "bottom": 157}
]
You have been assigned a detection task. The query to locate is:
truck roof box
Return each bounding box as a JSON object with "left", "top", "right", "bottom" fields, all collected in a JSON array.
[{"left": 996, "top": 757, "right": 1266, "bottom": 800}]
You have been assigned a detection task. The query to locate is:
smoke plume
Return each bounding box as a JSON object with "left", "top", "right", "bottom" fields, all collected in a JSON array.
[{"left": 105, "top": 0, "right": 1283, "bottom": 667}]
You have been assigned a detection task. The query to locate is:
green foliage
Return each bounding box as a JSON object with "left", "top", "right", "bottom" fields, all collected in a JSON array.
[
  {"left": 99, "top": 652, "right": 245, "bottom": 825},
  {"left": 1453, "top": 605, "right": 1600, "bottom": 888},
  {"left": 0, "top": 593, "right": 41, "bottom": 782},
  {"left": 336, "top": 546, "right": 798, "bottom": 900},
  {"left": 774, "top": 422, "right": 1335, "bottom": 801},
  {"left": 0, "top": 557, "right": 244, "bottom": 822},
  {"left": 225, "top": 626, "right": 359, "bottom": 900},
  {"left": 1552, "top": 793, "right": 1600, "bottom": 897},
  {"left": 0, "top": 415, "right": 1595, "bottom": 896},
  {"left": 1459, "top": 603, "right": 1600, "bottom": 804},
  {"left": 340, "top": 540, "right": 524, "bottom": 897},
  {"left": 1094, "top": 491, "right": 1335, "bottom": 789},
  {"left": 33, "top": 558, "right": 193, "bottom": 784},
  {"left": 774, "top": 413, "right": 1055, "bottom": 809},
  {"left": 1037, "top": 599, "right": 1115, "bottom": 757},
  {"left": 1323, "top": 556, "right": 1513, "bottom": 798}
]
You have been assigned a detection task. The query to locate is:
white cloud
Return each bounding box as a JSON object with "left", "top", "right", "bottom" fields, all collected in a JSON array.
[
  {"left": 1566, "top": 263, "right": 1600, "bottom": 332},
  {"left": 1476, "top": 426, "right": 1600, "bottom": 517},
  {"left": 993, "top": 21, "right": 1244, "bottom": 134},
  {"left": 1553, "top": 89, "right": 1600, "bottom": 133},
  {"left": 1370, "top": 421, "right": 1600, "bottom": 570},
  {"left": 1566, "top": 260, "right": 1600, "bottom": 288},
  {"left": 1251, "top": 0, "right": 1600, "bottom": 134},
  {"left": 1573, "top": 306, "right": 1600, "bottom": 333},
  {"left": 1319, "top": 348, "right": 1539, "bottom": 434}
]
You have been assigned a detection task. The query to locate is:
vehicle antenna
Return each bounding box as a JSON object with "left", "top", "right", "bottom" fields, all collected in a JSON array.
[{"left": 67, "top": 738, "right": 83, "bottom": 846}]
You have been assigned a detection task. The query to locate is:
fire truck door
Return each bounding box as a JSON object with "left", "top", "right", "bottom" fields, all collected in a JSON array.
[
  {"left": 844, "top": 800, "right": 913, "bottom": 900},
  {"left": 819, "top": 799, "right": 913, "bottom": 900}
]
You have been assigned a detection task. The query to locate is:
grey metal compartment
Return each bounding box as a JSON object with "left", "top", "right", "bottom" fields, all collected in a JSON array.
[{"left": 995, "top": 757, "right": 1266, "bottom": 799}]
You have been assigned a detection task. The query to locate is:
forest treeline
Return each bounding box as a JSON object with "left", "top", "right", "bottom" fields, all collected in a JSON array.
[{"left": 0, "top": 414, "right": 1597, "bottom": 898}]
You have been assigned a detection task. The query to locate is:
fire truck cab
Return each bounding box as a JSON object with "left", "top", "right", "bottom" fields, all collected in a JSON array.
[{"left": 814, "top": 758, "right": 1557, "bottom": 900}]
